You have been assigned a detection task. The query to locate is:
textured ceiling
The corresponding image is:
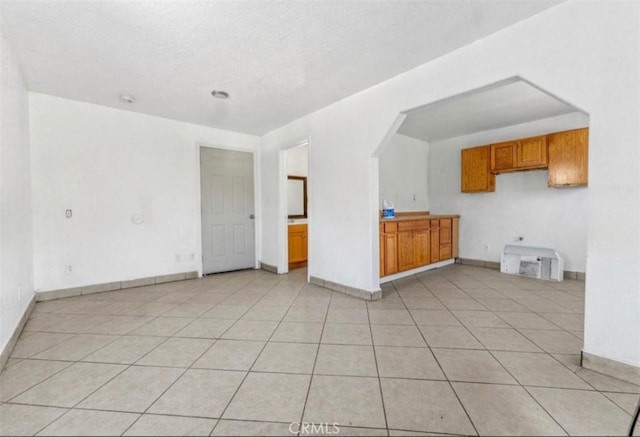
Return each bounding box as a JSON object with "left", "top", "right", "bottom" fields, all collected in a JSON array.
[
  {"left": 0, "top": 0, "right": 562, "bottom": 135},
  {"left": 399, "top": 78, "right": 581, "bottom": 142}
]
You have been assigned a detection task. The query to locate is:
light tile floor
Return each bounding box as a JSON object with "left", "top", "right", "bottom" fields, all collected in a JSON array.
[{"left": 1, "top": 265, "right": 639, "bottom": 436}]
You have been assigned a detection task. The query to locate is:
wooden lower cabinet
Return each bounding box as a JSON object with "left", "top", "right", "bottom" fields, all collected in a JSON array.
[
  {"left": 288, "top": 224, "right": 308, "bottom": 270},
  {"left": 380, "top": 216, "right": 458, "bottom": 277}
]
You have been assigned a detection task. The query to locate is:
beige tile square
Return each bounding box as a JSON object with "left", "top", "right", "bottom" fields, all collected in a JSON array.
[
  {"left": 82, "top": 335, "right": 164, "bottom": 364},
  {"left": 193, "top": 340, "right": 264, "bottom": 370},
  {"left": 283, "top": 306, "right": 327, "bottom": 323},
  {"left": 11, "top": 362, "right": 125, "bottom": 407},
  {"left": 326, "top": 307, "right": 369, "bottom": 324},
  {"left": 315, "top": 344, "right": 377, "bottom": 377},
  {"left": 10, "top": 332, "right": 75, "bottom": 358},
  {"left": 402, "top": 297, "right": 445, "bottom": 310},
  {"left": 86, "top": 315, "right": 155, "bottom": 335},
  {"left": 0, "top": 359, "right": 71, "bottom": 402},
  {"left": 519, "top": 329, "right": 583, "bottom": 354},
  {"left": 433, "top": 349, "right": 516, "bottom": 384},
  {"left": 125, "top": 302, "right": 179, "bottom": 316},
  {"left": 418, "top": 325, "right": 483, "bottom": 349},
  {"left": 241, "top": 305, "right": 289, "bottom": 321},
  {"left": 175, "top": 318, "right": 235, "bottom": 338},
  {"left": 574, "top": 368, "right": 640, "bottom": 393},
  {"left": 495, "top": 312, "right": 560, "bottom": 330},
  {"left": 440, "top": 298, "right": 486, "bottom": 311},
  {"left": 539, "top": 313, "right": 584, "bottom": 331},
  {"left": 375, "top": 346, "right": 445, "bottom": 380},
  {"left": 527, "top": 386, "right": 631, "bottom": 436},
  {"left": 253, "top": 342, "right": 317, "bottom": 374},
  {"left": 33, "top": 334, "right": 119, "bottom": 361},
  {"left": 304, "top": 375, "right": 386, "bottom": 428},
  {"left": 321, "top": 323, "right": 372, "bottom": 345},
  {"left": 469, "top": 327, "right": 541, "bottom": 352},
  {"left": 78, "top": 366, "right": 183, "bottom": 412},
  {"left": 162, "top": 303, "right": 214, "bottom": 318},
  {"left": 602, "top": 392, "right": 640, "bottom": 415},
  {"left": 476, "top": 298, "right": 528, "bottom": 312},
  {"left": 381, "top": 378, "right": 475, "bottom": 435},
  {"left": 493, "top": 351, "right": 592, "bottom": 389},
  {"left": 452, "top": 310, "right": 510, "bottom": 328},
  {"left": 452, "top": 382, "right": 565, "bottom": 436},
  {"left": 47, "top": 314, "right": 116, "bottom": 333},
  {"left": 223, "top": 372, "right": 310, "bottom": 422},
  {"left": 270, "top": 322, "right": 323, "bottom": 343},
  {"left": 136, "top": 337, "right": 214, "bottom": 367},
  {"left": 371, "top": 325, "right": 426, "bottom": 347},
  {"left": 201, "top": 304, "right": 251, "bottom": 319},
  {"left": 149, "top": 369, "right": 245, "bottom": 418},
  {"left": 368, "top": 309, "right": 414, "bottom": 325},
  {"left": 211, "top": 420, "right": 291, "bottom": 436},
  {"left": 129, "top": 317, "right": 193, "bottom": 336},
  {"left": 124, "top": 414, "right": 217, "bottom": 436},
  {"left": 221, "top": 320, "right": 279, "bottom": 341},
  {"left": 0, "top": 404, "right": 66, "bottom": 436},
  {"left": 38, "top": 409, "right": 139, "bottom": 436},
  {"left": 409, "top": 310, "right": 461, "bottom": 326}
]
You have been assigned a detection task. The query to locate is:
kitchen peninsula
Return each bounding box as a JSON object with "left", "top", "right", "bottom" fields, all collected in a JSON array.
[{"left": 380, "top": 212, "right": 459, "bottom": 278}]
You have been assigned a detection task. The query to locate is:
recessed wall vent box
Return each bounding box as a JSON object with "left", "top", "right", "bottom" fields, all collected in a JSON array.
[{"left": 500, "top": 245, "right": 564, "bottom": 281}]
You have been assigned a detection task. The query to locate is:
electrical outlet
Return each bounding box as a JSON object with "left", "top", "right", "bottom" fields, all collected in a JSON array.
[
  {"left": 514, "top": 236, "right": 524, "bottom": 242},
  {"left": 482, "top": 243, "right": 489, "bottom": 252},
  {"left": 176, "top": 254, "right": 182, "bottom": 262},
  {"left": 188, "top": 253, "right": 195, "bottom": 261},
  {"left": 65, "top": 265, "right": 73, "bottom": 274}
]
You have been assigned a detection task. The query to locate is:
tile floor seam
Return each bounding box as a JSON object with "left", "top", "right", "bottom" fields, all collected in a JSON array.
[
  {"left": 120, "top": 276, "right": 287, "bottom": 435},
  {"left": 207, "top": 277, "right": 307, "bottom": 436},
  {"left": 365, "top": 291, "right": 390, "bottom": 434},
  {"left": 410, "top": 275, "right": 481, "bottom": 436},
  {"left": 296, "top": 288, "right": 333, "bottom": 436}
]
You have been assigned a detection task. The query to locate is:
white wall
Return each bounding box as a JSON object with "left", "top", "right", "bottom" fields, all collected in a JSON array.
[
  {"left": 29, "top": 94, "right": 261, "bottom": 291},
  {"left": 429, "top": 112, "right": 589, "bottom": 272},
  {"left": 379, "top": 133, "right": 429, "bottom": 212},
  {"left": 286, "top": 144, "right": 308, "bottom": 177},
  {"left": 0, "top": 28, "right": 33, "bottom": 354},
  {"left": 260, "top": 1, "right": 640, "bottom": 368}
]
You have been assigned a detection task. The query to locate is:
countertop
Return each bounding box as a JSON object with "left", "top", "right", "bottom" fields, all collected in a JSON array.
[{"left": 380, "top": 213, "right": 460, "bottom": 222}]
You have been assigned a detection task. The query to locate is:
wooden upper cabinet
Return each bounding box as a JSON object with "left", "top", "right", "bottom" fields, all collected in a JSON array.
[
  {"left": 490, "top": 135, "right": 548, "bottom": 173},
  {"left": 490, "top": 141, "right": 517, "bottom": 172},
  {"left": 516, "top": 136, "right": 547, "bottom": 169},
  {"left": 461, "top": 145, "right": 495, "bottom": 193},
  {"left": 548, "top": 128, "right": 589, "bottom": 187}
]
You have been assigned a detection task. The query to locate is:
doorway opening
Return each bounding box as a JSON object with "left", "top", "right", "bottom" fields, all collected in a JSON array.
[{"left": 284, "top": 143, "right": 309, "bottom": 272}]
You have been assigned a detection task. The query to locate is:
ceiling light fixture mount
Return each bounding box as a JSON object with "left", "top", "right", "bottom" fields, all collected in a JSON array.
[
  {"left": 211, "top": 90, "right": 230, "bottom": 99},
  {"left": 119, "top": 94, "right": 135, "bottom": 104}
]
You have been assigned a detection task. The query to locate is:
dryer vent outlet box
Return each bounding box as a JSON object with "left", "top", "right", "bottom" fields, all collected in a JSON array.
[{"left": 500, "top": 245, "right": 564, "bottom": 281}]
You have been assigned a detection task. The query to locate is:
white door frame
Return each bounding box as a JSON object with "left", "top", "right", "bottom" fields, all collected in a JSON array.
[
  {"left": 278, "top": 138, "right": 310, "bottom": 275},
  {"left": 195, "top": 142, "right": 261, "bottom": 277}
]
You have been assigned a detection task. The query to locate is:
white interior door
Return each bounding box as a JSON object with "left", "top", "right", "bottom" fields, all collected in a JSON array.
[{"left": 200, "top": 147, "right": 255, "bottom": 274}]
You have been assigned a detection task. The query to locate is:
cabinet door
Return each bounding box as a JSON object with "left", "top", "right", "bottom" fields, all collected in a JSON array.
[
  {"left": 490, "top": 141, "right": 517, "bottom": 172},
  {"left": 288, "top": 230, "right": 306, "bottom": 263},
  {"left": 452, "top": 217, "right": 459, "bottom": 259},
  {"left": 379, "top": 225, "right": 384, "bottom": 276},
  {"left": 383, "top": 233, "right": 398, "bottom": 275},
  {"left": 548, "top": 128, "right": 588, "bottom": 187},
  {"left": 461, "top": 146, "right": 495, "bottom": 192},
  {"left": 414, "top": 229, "right": 430, "bottom": 266},
  {"left": 516, "top": 136, "right": 548, "bottom": 169},
  {"left": 430, "top": 220, "right": 440, "bottom": 263},
  {"left": 398, "top": 231, "right": 416, "bottom": 272},
  {"left": 439, "top": 219, "right": 452, "bottom": 260}
]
